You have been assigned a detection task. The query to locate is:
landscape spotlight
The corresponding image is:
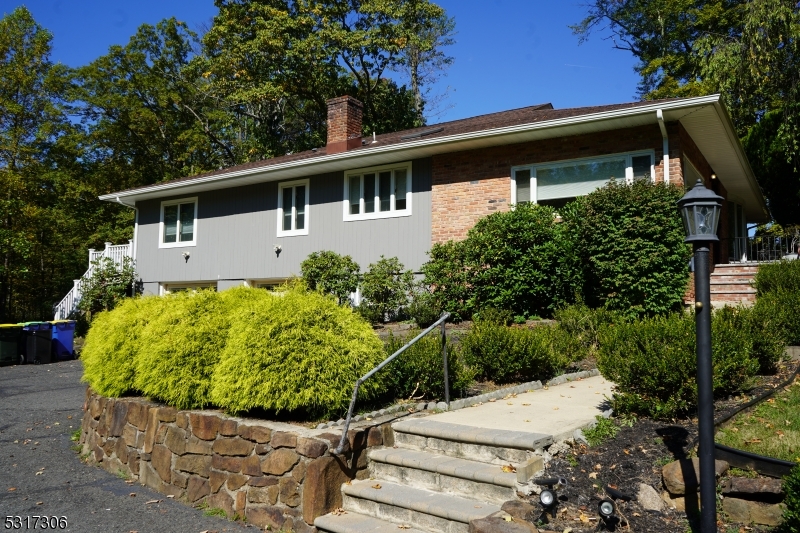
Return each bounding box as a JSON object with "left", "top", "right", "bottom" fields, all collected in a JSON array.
[
  {"left": 598, "top": 499, "right": 615, "bottom": 520},
  {"left": 534, "top": 477, "right": 565, "bottom": 509},
  {"left": 539, "top": 488, "right": 556, "bottom": 508}
]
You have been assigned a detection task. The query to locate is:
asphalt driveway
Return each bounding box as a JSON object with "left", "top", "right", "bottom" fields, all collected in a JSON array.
[{"left": 0, "top": 360, "right": 250, "bottom": 533}]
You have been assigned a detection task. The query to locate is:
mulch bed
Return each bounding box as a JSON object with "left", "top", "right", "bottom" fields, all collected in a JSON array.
[{"left": 526, "top": 358, "right": 800, "bottom": 533}]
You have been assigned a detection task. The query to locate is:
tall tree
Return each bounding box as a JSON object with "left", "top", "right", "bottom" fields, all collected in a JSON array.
[
  {"left": 571, "top": 0, "right": 745, "bottom": 99},
  {"left": 0, "top": 6, "right": 72, "bottom": 321}
]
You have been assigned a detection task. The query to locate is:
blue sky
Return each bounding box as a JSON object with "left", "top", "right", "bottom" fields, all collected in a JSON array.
[{"left": 14, "top": 1, "right": 641, "bottom": 122}]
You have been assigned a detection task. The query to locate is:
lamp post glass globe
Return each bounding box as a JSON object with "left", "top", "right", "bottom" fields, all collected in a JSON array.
[{"left": 677, "top": 179, "right": 723, "bottom": 243}]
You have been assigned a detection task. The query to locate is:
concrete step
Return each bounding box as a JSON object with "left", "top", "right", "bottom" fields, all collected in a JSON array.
[
  {"left": 368, "top": 448, "right": 517, "bottom": 505},
  {"left": 391, "top": 419, "right": 550, "bottom": 465},
  {"left": 342, "top": 479, "right": 501, "bottom": 533},
  {"left": 316, "top": 511, "right": 429, "bottom": 533}
]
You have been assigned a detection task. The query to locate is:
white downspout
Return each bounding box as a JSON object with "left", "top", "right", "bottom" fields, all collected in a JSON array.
[{"left": 657, "top": 109, "right": 670, "bottom": 184}]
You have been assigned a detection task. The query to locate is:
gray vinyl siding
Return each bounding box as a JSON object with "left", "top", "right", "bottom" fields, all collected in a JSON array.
[{"left": 134, "top": 158, "right": 432, "bottom": 291}]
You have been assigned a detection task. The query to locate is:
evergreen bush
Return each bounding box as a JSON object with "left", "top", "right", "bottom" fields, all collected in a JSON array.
[
  {"left": 563, "top": 180, "right": 691, "bottom": 319},
  {"left": 300, "top": 250, "right": 360, "bottom": 305},
  {"left": 81, "top": 295, "right": 167, "bottom": 397},
  {"left": 597, "top": 309, "right": 759, "bottom": 419},
  {"left": 358, "top": 256, "right": 414, "bottom": 323},
  {"left": 133, "top": 288, "right": 245, "bottom": 410},
  {"left": 421, "top": 203, "right": 581, "bottom": 320},
  {"left": 740, "top": 301, "right": 789, "bottom": 372},
  {"left": 211, "top": 284, "right": 386, "bottom": 416},
  {"left": 753, "top": 258, "right": 800, "bottom": 295},
  {"left": 406, "top": 287, "right": 443, "bottom": 328},
  {"left": 782, "top": 464, "right": 800, "bottom": 533},
  {"left": 460, "top": 313, "right": 572, "bottom": 384},
  {"left": 553, "top": 302, "right": 619, "bottom": 357},
  {"left": 380, "top": 330, "right": 475, "bottom": 401}
]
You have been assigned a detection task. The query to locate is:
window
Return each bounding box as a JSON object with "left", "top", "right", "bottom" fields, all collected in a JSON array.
[
  {"left": 344, "top": 163, "right": 412, "bottom": 221},
  {"left": 161, "top": 282, "right": 216, "bottom": 295},
  {"left": 511, "top": 152, "right": 654, "bottom": 209},
  {"left": 277, "top": 179, "right": 309, "bottom": 236},
  {"left": 160, "top": 197, "right": 197, "bottom": 248}
]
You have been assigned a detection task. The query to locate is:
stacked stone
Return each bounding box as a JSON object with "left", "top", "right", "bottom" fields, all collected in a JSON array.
[{"left": 81, "top": 390, "right": 389, "bottom": 532}]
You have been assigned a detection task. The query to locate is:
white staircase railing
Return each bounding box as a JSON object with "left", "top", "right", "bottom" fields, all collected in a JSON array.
[{"left": 53, "top": 241, "right": 133, "bottom": 320}]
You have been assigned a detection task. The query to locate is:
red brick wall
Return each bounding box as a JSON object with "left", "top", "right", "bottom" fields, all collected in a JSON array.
[
  {"left": 431, "top": 124, "right": 670, "bottom": 243},
  {"left": 326, "top": 96, "right": 363, "bottom": 153}
]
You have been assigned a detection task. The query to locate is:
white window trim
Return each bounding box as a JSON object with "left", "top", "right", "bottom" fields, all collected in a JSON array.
[
  {"left": 510, "top": 150, "right": 656, "bottom": 205},
  {"left": 277, "top": 179, "right": 310, "bottom": 237},
  {"left": 159, "top": 197, "right": 198, "bottom": 248},
  {"left": 160, "top": 282, "right": 217, "bottom": 295},
  {"left": 246, "top": 278, "right": 286, "bottom": 289},
  {"left": 343, "top": 161, "right": 413, "bottom": 221}
]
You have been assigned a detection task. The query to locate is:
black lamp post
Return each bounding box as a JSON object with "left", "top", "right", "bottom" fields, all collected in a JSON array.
[{"left": 678, "top": 179, "right": 724, "bottom": 532}]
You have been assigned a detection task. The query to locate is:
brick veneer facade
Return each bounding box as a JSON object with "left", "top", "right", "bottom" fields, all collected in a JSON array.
[{"left": 430, "top": 123, "right": 695, "bottom": 244}]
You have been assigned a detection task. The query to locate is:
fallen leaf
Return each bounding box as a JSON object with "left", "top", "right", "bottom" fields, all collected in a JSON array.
[
  {"left": 145, "top": 499, "right": 161, "bottom": 504},
  {"left": 594, "top": 464, "right": 602, "bottom": 470},
  {"left": 35, "top": 471, "right": 44, "bottom": 476},
  {"left": 579, "top": 513, "right": 589, "bottom": 523},
  {"left": 501, "top": 464, "right": 517, "bottom": 473},
  {"left": 474, "top": 505, "right": 482, "bottom": 508},
  {"left": 371, "top": 484, "right": 382, "bottom": 489},
  {"left": 588, "top": 472, "right": 598, "bottom": 479},
  {"left": 332, "top": 508, "right": 347, "bottom": 516},
  {"left": 344, "top": 480, "right": 352, "bottom": 485},
  {"left": 524, "top": 419, "right": 531, "bottom": 422},
  {"left": 623, "top": 449, "right": 630, "bottom": 455},
  {"left": 522, "top": 403, "right": 530, "bottom": 406},
  {"left": 166, "top": 495, "right": 174, "bottom": 499},
  {"left": 67, "top": 415, "right": 73, "bottom": 419},
  {"left": 570, "top": 386, "right": 576, "bottom": 388},
  {"left": 488, "top": 399, "right": 497, "bottom": 403},
  {"left": 36, "top": 502, "right": 43, "bottom": 505},
  {"left": 129, "top": 492, "right": 136, "bottom": 497},
  {"left": 7, "top": 487, "right": 16, "bottom": 491},
  {"left": 507, "top": 402, "right": 513, "bottom": 405},
  {"left": 563, "top": 528, "right": 572, "bottom": 533},
  {"left": 553, "top": 407, "right": 559, "bottom": 410},
  {"left": 504, "top": 516, "right": 512, "bottom": 522},
  {"left": 633, "top": 512, "right": 641, "bottom": 517},
  {"left": 398, "top": 525, "right": 411, "bottom": 529}
]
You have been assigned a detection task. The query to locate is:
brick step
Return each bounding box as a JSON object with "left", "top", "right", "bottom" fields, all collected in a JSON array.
[
  {"left": 368, "top": 448, "right": 517, "bottom": 505},
  {"left": 710, "top": 273, "right": 757, "bottom": 281},
  {"left": 710, "top": 283, "right": 756, "bottom": 293},
  {"left": 341, "top": 479, "right": 500, "bottom": 533}
]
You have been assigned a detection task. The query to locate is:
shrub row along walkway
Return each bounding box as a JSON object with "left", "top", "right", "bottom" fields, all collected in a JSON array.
[{"left": 0, "top": 361, "right": 248, "bottom": 533}]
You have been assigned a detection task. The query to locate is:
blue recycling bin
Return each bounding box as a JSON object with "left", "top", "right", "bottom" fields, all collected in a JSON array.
[
  {"left": 51, "top": 320, "right": 76, "bottom": 361},
  {"left": 20, "top": 322, "right": 53, "bottom": 364}
]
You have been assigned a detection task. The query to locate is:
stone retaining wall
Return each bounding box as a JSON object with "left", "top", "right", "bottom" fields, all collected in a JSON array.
[{"left": 80, "top": 389, "right": 391, "bottom": 531}]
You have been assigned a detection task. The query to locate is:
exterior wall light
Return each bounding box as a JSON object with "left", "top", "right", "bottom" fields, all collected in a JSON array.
[{"left": 677, "top": 178, "right": 723, "bottom": 533}]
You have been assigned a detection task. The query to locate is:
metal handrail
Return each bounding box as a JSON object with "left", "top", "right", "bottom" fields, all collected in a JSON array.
[{"left": 333, "top": 312, "right": 451, "bottom": 455}]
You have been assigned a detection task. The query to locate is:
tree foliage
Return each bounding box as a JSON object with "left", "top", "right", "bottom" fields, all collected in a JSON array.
[
  {"left": 0, "top": 2, "right": 454, "bottom": 322},
  {"left": 301, "top": 250, "right": 360, "bottom": 305},
  {"left": 77, "top": 257, "right": 137, "bottom": 318}
]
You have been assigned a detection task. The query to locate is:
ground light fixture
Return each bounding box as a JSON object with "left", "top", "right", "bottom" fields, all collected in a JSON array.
[
  {"left": 598, "top": 499, "right": 615, "bottom": 520},
  {"left": 678, "top": 179, "right": 723, "bottom": 533},
  {"left": 534, "top": 477, "right": 567, "bottom": 512}
]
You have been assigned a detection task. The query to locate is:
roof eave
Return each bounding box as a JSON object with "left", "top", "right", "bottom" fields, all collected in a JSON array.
[{"left": 99, "top": 95, "right": 724, "bottom": 203}]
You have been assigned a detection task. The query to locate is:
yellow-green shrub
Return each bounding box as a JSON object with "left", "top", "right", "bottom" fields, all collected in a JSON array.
[
  {"left": 132, "top": 288, "right": 251, "bottom": 410},
  {"left": 81, "top": 296, "right": 167, "bottom": 397},
  {"left": 211, "top": 285, "right": 386, "bottom": 416}
]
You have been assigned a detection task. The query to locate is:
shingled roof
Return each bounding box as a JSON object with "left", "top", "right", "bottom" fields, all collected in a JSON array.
[{"left": 110, "top": 98, "right": 686, "bottom": 195}]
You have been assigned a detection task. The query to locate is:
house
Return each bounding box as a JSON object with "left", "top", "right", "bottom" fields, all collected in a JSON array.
[{"left": 54, "top": 94, "right": 769, "bottom": 317}]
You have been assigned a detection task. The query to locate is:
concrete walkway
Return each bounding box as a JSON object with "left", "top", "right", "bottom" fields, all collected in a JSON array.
[{"left": 428, "top": 374, "right": 614, "bottom": 442}]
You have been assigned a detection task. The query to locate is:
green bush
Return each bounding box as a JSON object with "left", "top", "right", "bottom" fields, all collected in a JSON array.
[
  {"left": 421, "top": 240, "right": 472, "bottom": 322},
  {"left": 300, "top": 250, "right": 360, "bottom": 305},
  {"left": 753, "top": 259, "right": 800, "bottom": 295},
  {"left": 460, "top": 314, "right": 572, "bottom": 384},
  {"left": 81, "top": 295, "right": 167, "bottom": 397},
  {"left": 422, "top": 203, "right": 581, "bottom": 321},
  {"left": 77, "top": 256, "right": 137, "bottom": 318},
  {"left": 782, "top": 464, "right": 800, "bottom": 533},
  {"left": 358, "top": 256, "right": 414, "bottom": 323},
  {"left": 563, "top": 180, "right": 691, "bottom": 319},
  {"left": 740, "top": 301, "right": 789, "bottom": 372},
  {"left": 133, "top": 288, "right": 244, "bottom": 410},
  {"left": 379, "top": 330, "right": 475, "bottom": 401},
  {"left": 597, "top": 309, "right": 759, "bottom": 419},
  {"left": 211, "top": 284, "right": 386, "bottom": 416},
  {"left": 406, "top": 287, "right": 443, "bottom": 328},
  {"left": 553, "top": 302, "right": 619, "bottom": 358}
]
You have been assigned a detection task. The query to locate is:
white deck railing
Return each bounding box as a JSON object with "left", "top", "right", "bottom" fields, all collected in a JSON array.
[{"left": 53, "top": 241, "right": 133, "bottom": 320}]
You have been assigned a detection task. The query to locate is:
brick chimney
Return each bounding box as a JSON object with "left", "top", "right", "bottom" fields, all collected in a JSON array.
[{"left": 326, "top": 96, "right": 363, "bottom": 154}]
